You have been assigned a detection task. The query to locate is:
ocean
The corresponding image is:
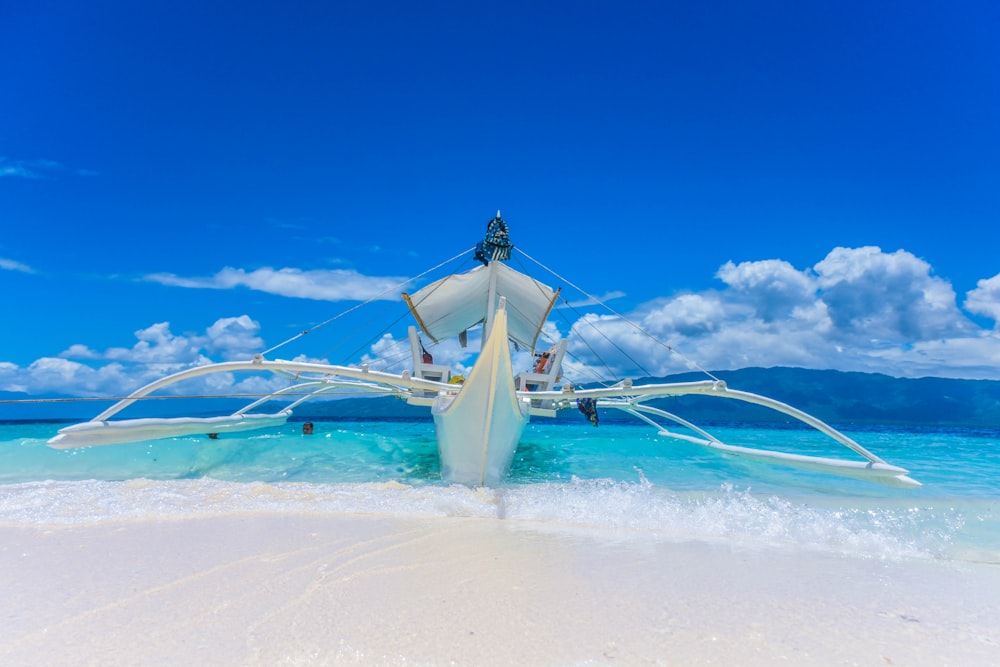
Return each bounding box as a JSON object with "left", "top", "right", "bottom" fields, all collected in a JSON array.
[{"left": 2, "top": 418, "right": 998, "bottom": 566}]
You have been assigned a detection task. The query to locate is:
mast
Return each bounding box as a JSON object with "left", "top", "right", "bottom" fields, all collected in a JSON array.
[
  {"left": 484, "top": 258, "right": 499, "bottom": 350},
  {"left": 476, "top": 211, "right": 513, "bottom": 350}
]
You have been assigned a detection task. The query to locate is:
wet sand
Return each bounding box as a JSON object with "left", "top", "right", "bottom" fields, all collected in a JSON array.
[{"left": 2, "top": 514, "right": 998, "bottom": 665}]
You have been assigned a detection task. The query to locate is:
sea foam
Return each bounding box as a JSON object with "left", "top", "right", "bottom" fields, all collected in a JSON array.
[{"left": 0, "top": 476, "right": 976, "bottom": 563}]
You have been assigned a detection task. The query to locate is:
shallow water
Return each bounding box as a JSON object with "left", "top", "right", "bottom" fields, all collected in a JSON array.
[{"left": 1, "top": 419, "right": 998, "bottom": 564}]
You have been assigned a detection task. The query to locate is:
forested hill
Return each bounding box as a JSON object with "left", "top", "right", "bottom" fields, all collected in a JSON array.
[
  {"left": 296, "top": 367, "right": 1000, "bottom": 428},
  {"left": 3, "top": 367, "right": 999, "bottom": 428},
  {"left": 629, "top": 367, "right": 1000, "bottom": 428}
]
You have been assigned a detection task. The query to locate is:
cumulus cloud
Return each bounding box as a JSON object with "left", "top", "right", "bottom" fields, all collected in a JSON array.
[
  {"left": 101, "top": 322, "right": 206, "bottom": 365},
  {"left": 343, "top": 250, "right": 1000, "bottom": 382},
  {"left": 203, "top": 316, "right": 266, "bottom": 359},
  {"left": 814, "top": 246, "right": 971, "bottom": 341},
  {"left": 716, "top": 258, "right": 817, "bottom": 322},
  {"left": 563, "top": 246, "right": 993, "bottom": 380},
  {"left": 0, "top": 356, "right": 138, "bottom": 398},
  {"left": 59, "top": 344, "right": 100, "bottom": 360},
  {"left": 145, "top": 266, "right": 407, "bottom": 301},
  {"left": 964, "top": 274, "right": 1000, "bottom": 326},
  {"left": 363, "top": 334, "right": 415, "bottom": 374},
  {"left": 1, "top": 317, "right": 279, "bottom": 397},
  {"left": 640, "top": 293, "right": 731, "bottom": 337}
]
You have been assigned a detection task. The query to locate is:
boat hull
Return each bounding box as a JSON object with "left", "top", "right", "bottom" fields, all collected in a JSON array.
[{"left": 432, "top": 304, "right": 529, "bottom": 486}]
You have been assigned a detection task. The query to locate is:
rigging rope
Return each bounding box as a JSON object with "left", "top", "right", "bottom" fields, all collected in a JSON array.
[
  {"left": 509, "top": 252, "right": 649, "bottom": 380},
  {"left": 532, "top": 324, "right": 618, "bottom": 389},
  {"left": 260, "top": 246, "right": 476, "bottom": 357},
  {"left": 514, "top": 247, "right": 721, "bottom": 383},
  {"left": 317, "top": 298, "right": 400, "bottom": 362},
  {"left": 340, "top": 306, "right": 418, "bottom": 367}
]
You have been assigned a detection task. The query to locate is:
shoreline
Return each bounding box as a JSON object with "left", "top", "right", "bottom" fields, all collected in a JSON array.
[{"left": 2, "top": 513, "right": 999, "bottom": 665}]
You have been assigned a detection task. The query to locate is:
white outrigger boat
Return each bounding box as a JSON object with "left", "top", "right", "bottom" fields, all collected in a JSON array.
[{"left": 48, "top": 213, "right": 920, "bottom": 488}]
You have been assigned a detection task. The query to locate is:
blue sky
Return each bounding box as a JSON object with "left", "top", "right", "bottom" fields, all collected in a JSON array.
[{"left": 2, "top": 0, "right": 1000, "bottom": 400}]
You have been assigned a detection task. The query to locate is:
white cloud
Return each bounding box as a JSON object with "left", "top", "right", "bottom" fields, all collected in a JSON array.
[
  {"left": 363, "top": 333, "right": 413, "bottom": 373},
  {"left": 145, "top": 266, "right": 407, "bottom": 301},
  {"left": 0, "top": 157, "right": 63, "bottom": 179},
  {"left": 0, "top": 157, "right": 97, "bottom": 180},
  {"left": 101, "top": 322, "right": 205, "bottom": 365},
  {"left": 9, "top": 357, "right": 133, "bottom": 397},
  {"left": 559, "top": 290, "right": 627, "bottom": 309},
  {"left": 0, "top": 162, "right": 43, "bottom": 179},
  {"left": 716, "top": 258, "right": 817, "bottom": 321},
  {"left": 5, "top": 246, "right": 1000, "bottom": 404},
  {"left": 0, "top": 361, "right": 27, "bottom": 393},
  {"left": 59, "top": 344, "right": 100, "bottom": 360},
  {"left": 861, "top": 333, "right": 1000, "bottom": 379},
  {"left": 0, "top": 258, "right": 36, "bottom": 273},
  {"left": 204, "top": 316, "right": 266, "bottom": 359},
  {"left": 814, "top": 246, "right": 971, "bottom": 341},
  {"left": 964, "top": 273, "right": 1000, "bottom": 326},
  {"left": 559, "top": 247, "right": 995, "bottom": 380},
  {"left": 640, "top": 293, "right": 731, "bottom": 336},
  {"left": 1, "top": 317, "right": 280, "bottom": 398}
]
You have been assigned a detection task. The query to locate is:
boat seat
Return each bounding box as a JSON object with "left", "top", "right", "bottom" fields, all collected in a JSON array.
[
  {"left": 516, "top": 340, "right": 567, "bottom": 409},
  {"left": 408, "top": 326, "right": 451, "bottom": 393}
]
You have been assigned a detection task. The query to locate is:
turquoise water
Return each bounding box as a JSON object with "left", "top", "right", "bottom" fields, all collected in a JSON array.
[{"left": 2, "top": 419, "right": 998, "bottom": 564}]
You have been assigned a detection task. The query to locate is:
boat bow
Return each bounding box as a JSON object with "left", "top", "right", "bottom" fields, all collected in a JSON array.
[{"left": 432, "top": 298, "right": 530, "bottom": 486}]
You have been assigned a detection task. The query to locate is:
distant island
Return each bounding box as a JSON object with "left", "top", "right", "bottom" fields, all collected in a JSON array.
[
  {"left": 299, "top": 367, "right": 1000, "bottom": 429},
  {"left": 4, "top": 367, "right": 999, "bottom": 428}
]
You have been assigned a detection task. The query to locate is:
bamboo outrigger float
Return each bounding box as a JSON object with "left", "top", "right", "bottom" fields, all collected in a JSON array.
[{"left": 48, "top": 213, "right": 920, "bottom": 488}]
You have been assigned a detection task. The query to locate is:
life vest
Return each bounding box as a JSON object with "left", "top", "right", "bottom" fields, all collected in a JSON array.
[
  {"left": 533, "top": 345, "right": 558, "bottom": 373},
  {"left": 533, "top": 353, "right": 549, "bottom": 373}
]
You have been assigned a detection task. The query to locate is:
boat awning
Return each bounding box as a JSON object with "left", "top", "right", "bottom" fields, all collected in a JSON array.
[{"left": 403, "top": 263, "right": 559, "bottom": 352}]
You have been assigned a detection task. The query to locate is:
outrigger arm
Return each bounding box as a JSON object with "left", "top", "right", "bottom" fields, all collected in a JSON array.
[
  {"left": 47, "top": 360, "right": 920, "bottom": 488},
  {"left": 525, "top": 380, "right": 921, "bottom": 488},
  {"left": 47, "top": 357, "right": 456, "bottom": 449}
]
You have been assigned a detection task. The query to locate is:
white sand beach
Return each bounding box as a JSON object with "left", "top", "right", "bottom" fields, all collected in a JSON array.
[{"left": 2, "top": 513, "right": 998, "bottom": 666}]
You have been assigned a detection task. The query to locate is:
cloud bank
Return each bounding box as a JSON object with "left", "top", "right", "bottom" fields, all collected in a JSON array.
[
  {"left": 3, "top": 246, "right": 1000, "bottom": 399},
  {"left": 563, "top": 246, "right": 999, "bottom": 380}
]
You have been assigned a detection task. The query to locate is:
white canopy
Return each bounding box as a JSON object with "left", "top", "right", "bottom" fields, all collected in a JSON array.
[{"left": 403, "top": 263, "right": 559, "bottom": 352}]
